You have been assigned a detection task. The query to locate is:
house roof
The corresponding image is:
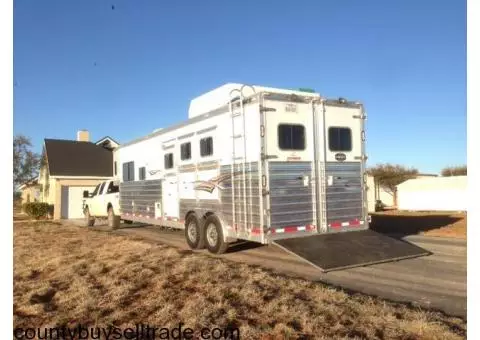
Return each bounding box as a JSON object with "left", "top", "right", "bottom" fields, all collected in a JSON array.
[
  {"left": 18, "top": 178, "right": 39, "bottom": 190},
  {"left": 44, "top": 139, "right": 113, "bottom": 177},
  {"left": 95, "top": 136, "right": 120, "bottom": 146}
]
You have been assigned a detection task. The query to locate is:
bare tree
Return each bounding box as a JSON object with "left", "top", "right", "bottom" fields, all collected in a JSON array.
[
  {"left": 13, "top": 135, "right": 40, "bottom": 189},
  {"left": 441, "top": 165, "right": 467, "bottom": 176},
  {"left": 367, "top": 163, "right": 419, "bottom": 192}
]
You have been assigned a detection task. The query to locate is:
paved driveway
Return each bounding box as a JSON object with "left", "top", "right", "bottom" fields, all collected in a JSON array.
[{"left": 68, "top": 220, "right": 467, "bottom": 318}]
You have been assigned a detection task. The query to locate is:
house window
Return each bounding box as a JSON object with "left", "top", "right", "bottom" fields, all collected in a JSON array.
[
  {"left": 164, "top": 153, "right": 174, "bottom": 169},
  {"left": 200, "top": 137, "right": 213, "bottom": 157},
  {"left": 328, "top": 127, "right": 352, "bottom": 152},
  {"left": 278, "top": 124, "right": 306, "bottom": 150},
  {"left": 122, "top": 161, "right": 135, "bottom": 181},
  {"left": 181, "top": 142, "right": 191, "bottom": 161},
  {"left": 139, "top": 167, "right": 146, "bottom": 180}
]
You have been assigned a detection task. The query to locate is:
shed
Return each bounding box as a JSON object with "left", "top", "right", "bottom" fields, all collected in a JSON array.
[{"left": 396, "top": 176, "right": 467, "bottom": 211}]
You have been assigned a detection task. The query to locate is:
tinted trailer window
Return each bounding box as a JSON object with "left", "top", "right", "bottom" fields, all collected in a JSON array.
[
  {"left": 328, "top": 127, "right": 352, "bottom": 152},
  {"left": 278, "top": 124, "right": 306, "bottom": 150}
]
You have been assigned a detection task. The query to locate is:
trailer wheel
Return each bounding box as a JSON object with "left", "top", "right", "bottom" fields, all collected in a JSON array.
[
  {"left": 185, "top": 214, "right": 205, "bottom": 249},
  {"left": 204, "top": 215, "right": 228, "bottom": 254},
  {"left": 84, "top": 207, "right": 95, "bottom": 227}
]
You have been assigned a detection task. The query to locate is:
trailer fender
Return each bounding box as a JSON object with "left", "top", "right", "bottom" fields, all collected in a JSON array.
[{"left": 201, "top": 211, "right": 230, "bottom": 243}]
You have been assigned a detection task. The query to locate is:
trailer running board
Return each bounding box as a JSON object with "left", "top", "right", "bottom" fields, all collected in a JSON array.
[{"left": 273, "top": 230, "right": 431, "bottom": 272}]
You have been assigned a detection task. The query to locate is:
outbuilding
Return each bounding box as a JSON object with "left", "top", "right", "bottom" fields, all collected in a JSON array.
[{"left": 396, "top": 176, "right": 467, "bottom": 211}]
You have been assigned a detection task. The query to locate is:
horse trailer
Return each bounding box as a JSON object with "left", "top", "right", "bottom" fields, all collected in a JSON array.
[{"left": 113, "top": 83, "right": 429, "bottom": 271}]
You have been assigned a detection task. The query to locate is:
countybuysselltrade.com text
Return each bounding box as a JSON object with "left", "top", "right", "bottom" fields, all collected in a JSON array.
[{"left": 13, "top": 323, "right": 240, "bottom": 339}]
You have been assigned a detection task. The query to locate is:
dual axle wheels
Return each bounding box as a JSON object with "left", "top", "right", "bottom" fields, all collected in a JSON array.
[{"left": 184, "top": 214, "right": 228, "bottom": 255}]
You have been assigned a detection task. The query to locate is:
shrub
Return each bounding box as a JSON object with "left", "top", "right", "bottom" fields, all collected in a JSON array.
[{"left": 22, "top": 202, "right": 51, "bottom": 219}]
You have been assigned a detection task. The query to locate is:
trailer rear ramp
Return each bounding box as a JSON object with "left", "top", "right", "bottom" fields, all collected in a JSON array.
[{"left": 273, "top": 230, "right": 431, "bottom": 272}]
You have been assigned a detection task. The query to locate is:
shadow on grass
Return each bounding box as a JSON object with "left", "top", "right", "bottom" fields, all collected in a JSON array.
[{"left": 369, "top": 213, "right": 463, "bottom": 238}]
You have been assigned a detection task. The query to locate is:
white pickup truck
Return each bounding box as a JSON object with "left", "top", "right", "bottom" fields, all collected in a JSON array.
[{"left": 82, "top": 180, "right": 121, "bottom": 228}]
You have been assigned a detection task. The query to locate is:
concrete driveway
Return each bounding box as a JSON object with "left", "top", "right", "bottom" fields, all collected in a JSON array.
[{"left": 68, "top": 220, "right": 467, "bottom": 318}]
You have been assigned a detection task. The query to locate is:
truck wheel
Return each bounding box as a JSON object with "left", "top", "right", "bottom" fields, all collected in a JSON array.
[
  {"left": 107, "top": 207, "right": 120, "bottom": 229},
  {"left": 185, "top": 214, "right": 205, "bottom": 249},
  {"left": 204, "top": 215, "right": 228, "bottom": 254},
  {"left": 84, "top": 208, "right": 95, "bottom": 227}
]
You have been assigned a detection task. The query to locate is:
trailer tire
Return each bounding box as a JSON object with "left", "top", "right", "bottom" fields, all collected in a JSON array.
[
  {"left": 204, "top": 215, "right": 228, "bottom": 254},
  {"left": 84, "top": 207, "right": 95, "bottom": 227},
  {"left": 185, "top": 214, "right": 205, "bottom": 249}
]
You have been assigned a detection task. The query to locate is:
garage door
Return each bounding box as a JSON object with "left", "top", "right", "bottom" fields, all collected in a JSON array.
[{"left": 61, "top": 186, "right": 96, "bottom": 219}]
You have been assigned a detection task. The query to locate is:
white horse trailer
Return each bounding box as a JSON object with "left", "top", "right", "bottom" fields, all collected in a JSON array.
[{"left": 114, "top": 83, "right": 429, "bottom": 271}]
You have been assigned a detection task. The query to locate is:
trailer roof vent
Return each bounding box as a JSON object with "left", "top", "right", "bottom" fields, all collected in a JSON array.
[
  {"left": 338, "top": 97, "right": 347, "bottom": 104},
  {"left": 299, "top": 88, "right": 316, "bottom": 93}
]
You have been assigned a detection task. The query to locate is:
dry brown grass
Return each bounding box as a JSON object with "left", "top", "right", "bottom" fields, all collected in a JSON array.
[
  {"left": 14, "top": 221, "right": 466, "bottom": 339},
  {"left": 371, "top": 211, "right": 467, "bottom": 239}
]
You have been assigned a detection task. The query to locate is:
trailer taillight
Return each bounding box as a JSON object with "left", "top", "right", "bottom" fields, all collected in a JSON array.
[{"left": 260, "top": 125, "right": 265, "bottom": 137}]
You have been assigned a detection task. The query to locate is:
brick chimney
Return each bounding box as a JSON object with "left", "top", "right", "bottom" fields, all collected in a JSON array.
[{"left": 77, "top": 130, "right": 90, "bottom": 142}]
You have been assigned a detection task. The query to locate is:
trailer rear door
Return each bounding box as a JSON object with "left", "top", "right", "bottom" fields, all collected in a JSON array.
[
  {"left": 262, "top": 96, "right": 317, "bottom": 237},
  {"left": 314, "top": 100, "right": 368, "bottom": 233}
]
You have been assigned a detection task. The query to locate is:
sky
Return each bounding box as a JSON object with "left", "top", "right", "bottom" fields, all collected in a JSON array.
[{"left": 13, "top": 0, "right": 466, "bottom": 174}]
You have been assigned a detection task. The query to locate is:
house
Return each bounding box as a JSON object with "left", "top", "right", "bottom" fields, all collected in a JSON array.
[
  {"left": 396, "top": 175, "right": 467, "bottom": 211},
  {"left": 38, "top": 130, "right": 118, "bottom": 219},
  {"left": 18, "top": 178, "right": 41, "bottom": 205}
]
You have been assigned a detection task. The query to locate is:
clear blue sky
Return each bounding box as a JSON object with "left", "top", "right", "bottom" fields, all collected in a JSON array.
[{"left": 13, "top": 0, "right": 466, "bottom": 174}]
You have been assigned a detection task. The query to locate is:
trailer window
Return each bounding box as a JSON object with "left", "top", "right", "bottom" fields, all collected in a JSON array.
[
  {"left": 122, "top": 161, "right": 135, "bottom": 181},
  {"left": 200, "top": 137, "right": 213, "bottom": 157},
  {"left": 107, "top": 181, "right": 119, "bottom": 193},
  {"left": 139, "top": 167, "right": 146, "bottom": 180},
  {"left": 180, "top": 142, "right": 191, "bottom": 161},
  {"left": 278, "top": 124, "right": 305, "bottom": 150},
  {"left": 328, "top": 127, "right": 352, "bottom": 151},
  {"left": 114, "top": 161, "right": 117, "bottom": 175},
  {"left": 164, "top": 153, "right": 174, "bottom": 169}
]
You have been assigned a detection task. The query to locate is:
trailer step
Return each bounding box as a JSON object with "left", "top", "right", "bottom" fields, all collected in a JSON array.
[{"left": 273, "top": 230, "right": 431, "bottom": 272}]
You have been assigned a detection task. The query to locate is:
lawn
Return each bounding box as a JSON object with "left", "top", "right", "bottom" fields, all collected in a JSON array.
[
  {"left": 13, "top": 221, "right": 466, "bottom": 339},
  {"left": 370, "top": 211, "right": 467, "bottom": 239}
]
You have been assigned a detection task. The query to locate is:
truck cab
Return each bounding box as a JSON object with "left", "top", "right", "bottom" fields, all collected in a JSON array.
[{"left": 82, "top": 180, "right": 120, "bottom": 227}]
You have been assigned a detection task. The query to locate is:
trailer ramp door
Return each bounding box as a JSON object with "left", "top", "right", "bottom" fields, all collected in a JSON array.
[{"left": 273, "top": 230, "right": 430, "bottom": 272}]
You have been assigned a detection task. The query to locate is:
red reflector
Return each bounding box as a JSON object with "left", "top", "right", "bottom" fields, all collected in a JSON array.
[{"left": 330, "top": 222, "right": 341, "bottom": 228}]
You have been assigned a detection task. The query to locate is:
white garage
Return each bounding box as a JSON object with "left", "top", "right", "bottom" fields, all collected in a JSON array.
[
  {"left": 397, "top": 176, "right": 467, "bottom": 211},
  {"left": 60, "top": 186, "right": 96, "bottom": 219}
]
